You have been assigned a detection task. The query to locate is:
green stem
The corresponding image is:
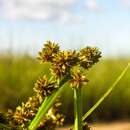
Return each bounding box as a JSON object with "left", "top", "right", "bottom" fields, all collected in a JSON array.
[
  {"left": 82, "top": 63, "right": 130, "bottom": 121},
  {"left": 28, "top": 76, "right": 70, "bottom": 130},
  {"left": 74, "top": 86, "right": 82, "bottom": 130}
]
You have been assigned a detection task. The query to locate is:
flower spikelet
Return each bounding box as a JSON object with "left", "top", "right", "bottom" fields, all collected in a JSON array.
[
  {"left": 25, "top": 96, "right": 41, "bottom": 111},
  {"left": 51, "top": 50, "right": 79, "bottom": 77},
  {"left": 38, "top": 41, "right": 60, "bottom": 63},
  {"left": 79, "top": 47, "right": 101, "bottom": 69},
  {"left": 13, "top": 104, "right": 32, "bottom": 127},
  {"left": 47, "top": 102, "right": 64, "bottom": 126},
  {"left": 70, "top": 70, "right": 89, "bottom": 89},
  {"left": 12, "top": 96, "right": 40, "bottom": 128},
  {"left": 34, "top": 75, "right": 57, "bottom": 97},
  {"left": 38, "top": 100, "right": 64, "bottom": 130}
]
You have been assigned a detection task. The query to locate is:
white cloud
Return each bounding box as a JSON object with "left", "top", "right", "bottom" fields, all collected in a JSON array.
[
  {"left": 0, "top": 0, "right": 79, "bottom": 22},
  {"left": 58, "top": 10, "right": 83, "bottom": 24},
  {"left": 121, "top": 0, "right": 130, "bottom": 7},
  {"left": 23, "top": 0, "right": 76, "bottom": 7},
  {"left": 86, "top": 0, "right": 102, "bottom": 11}
]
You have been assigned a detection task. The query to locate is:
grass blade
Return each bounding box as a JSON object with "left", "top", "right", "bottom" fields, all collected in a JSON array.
[{"left": 82, "top": 63, "right": 130, "bottom": 121}]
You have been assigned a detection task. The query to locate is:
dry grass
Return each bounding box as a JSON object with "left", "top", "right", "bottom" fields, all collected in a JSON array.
[{"left": 56, "top": 121, "right": 130, "bottom": 130}]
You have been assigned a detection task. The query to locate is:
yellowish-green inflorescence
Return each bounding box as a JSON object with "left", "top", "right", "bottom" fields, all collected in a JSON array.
[
  {"left": 1, "top": 41, "right": 101, "bottom": 130},
  {"left": 38, "top": 41, "right": 101, "bottom": 80},
  {"left": 79, "top": 47, "right": 101, "bottom": 69},
  {"left": 34, "top": 75, "right": 57, "bottom": 98}
]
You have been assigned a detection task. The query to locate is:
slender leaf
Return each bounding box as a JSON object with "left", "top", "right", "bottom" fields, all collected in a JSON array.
[{"left": 82, "top": 63, "right": 130, "bottom": 121}]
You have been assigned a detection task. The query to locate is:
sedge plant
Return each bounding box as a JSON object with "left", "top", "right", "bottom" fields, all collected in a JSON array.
[{"left": 0, "top": 41, "right": 130, "bottom": 130}]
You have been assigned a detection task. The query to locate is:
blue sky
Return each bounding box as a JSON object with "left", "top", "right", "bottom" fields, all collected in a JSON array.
[{"left": 0, "top": 0, "right": 130, "bottom": 57}]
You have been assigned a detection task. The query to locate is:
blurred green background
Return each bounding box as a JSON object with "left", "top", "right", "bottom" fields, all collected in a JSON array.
[{"left": 0, "top": 54, "right": 130, "bottom": 123}]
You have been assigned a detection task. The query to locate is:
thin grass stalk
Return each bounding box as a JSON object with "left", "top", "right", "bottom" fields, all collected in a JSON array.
[
  {"left": 74, "top": 86, "right": 82, "bottom": 130},
  {"left": 82, "top": 63, "right": 130, "bottom": 121}
]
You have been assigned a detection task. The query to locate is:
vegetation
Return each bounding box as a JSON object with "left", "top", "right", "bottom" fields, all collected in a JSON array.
[
  {"left": 0, "top": 41, "right": 102, "bottom": 130},
  {"left": 0, "top": 42, "right": 130, "bottom": 129}
]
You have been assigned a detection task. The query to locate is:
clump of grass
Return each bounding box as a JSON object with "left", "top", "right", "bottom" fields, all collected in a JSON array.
[{"left": 0, "top": 41, "right": 129, "bottom": 130}]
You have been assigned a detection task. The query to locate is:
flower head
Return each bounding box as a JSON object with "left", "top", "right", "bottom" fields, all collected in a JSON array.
[
  {"left": 33, "top": 75, "right": 57, "bottom": 97},
  {"left": 38, "top": 41, "right": 60, "bottom": 63},
  {"left": 12, "top": 96, "right": 40, "bottom": 128},
  {"left": 51, "top": 51, "right": 79, "bottom": 77},
  {"left": 70, "top": 70, "right": 89, "bottom": 89},
  {"left": 79, "top": 47, "right": 101, "bottom": 69}
]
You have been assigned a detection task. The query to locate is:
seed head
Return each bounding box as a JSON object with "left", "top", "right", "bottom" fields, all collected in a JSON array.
[
  {"left": 12, "top": 96, "right": 40, "bottom": 128},
  {"left": 38, "top": 41, "right": 60, "bottom": 63},
  {"left": 79, "top": 47, "right": 101, "bottom": 69},
  {"left": 51, "top": 51, "right": 79, "bottom": 77},
  {"left": 70, "top": 70, "right": 89, "bottom": 89},
  {"left": 33, "top": 75, "right": 57, "bottom": 97}
]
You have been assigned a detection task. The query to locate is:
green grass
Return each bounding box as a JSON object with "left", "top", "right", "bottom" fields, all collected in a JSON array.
[{"left": 0, "top": 54, "right": 130, "bottom": 122}]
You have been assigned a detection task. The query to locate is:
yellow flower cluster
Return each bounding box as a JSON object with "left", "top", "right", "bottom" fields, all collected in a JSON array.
[
  {"left": 79, "top": 47, "right": 101, "bottom": 69},
  {"left": 51, "top": 51, "right": 78, "bottom": 77},
  {"left": 34, "top": 75, "right": 57, "bottom": 97},
  {"left": 70, "top": 70, "right": 89, "bottom": 89},
  {"left": 6, "top": 96, "right": 40, "bottom": 129},
  {"left": 38, "top": 41, "right": 101, "bottom": 79},
  {"left": 38, "top": 41, "right": 101, "bottom": 89},
  {"left": 38, "top": 41, "right": 59, "bottom": 63},
  {"left": 6, "top": 97, "right": 64, "bottom": 129},
  {"left": 3, "top": 41, "right": 101, "bottom": 129}
]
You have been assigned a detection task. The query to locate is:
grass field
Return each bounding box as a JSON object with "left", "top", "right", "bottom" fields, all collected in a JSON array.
[{"left": 0, "top": 54, "right": 130, "bottom": 122}]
